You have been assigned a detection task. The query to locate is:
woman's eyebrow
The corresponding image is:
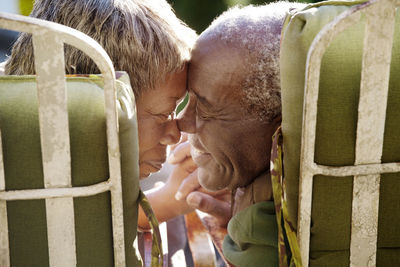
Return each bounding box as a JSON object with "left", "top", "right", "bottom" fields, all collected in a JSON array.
[{"left": 168, "top": 95, "right": 180, "bottom": 101}]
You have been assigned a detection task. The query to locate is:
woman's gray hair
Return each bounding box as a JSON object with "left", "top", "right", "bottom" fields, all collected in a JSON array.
[
  {"left": 5, "top": 0, "right": 196, "bottom": 97},
  {"left": 202, "top": 1, "right": 305, "bottom": 122}
]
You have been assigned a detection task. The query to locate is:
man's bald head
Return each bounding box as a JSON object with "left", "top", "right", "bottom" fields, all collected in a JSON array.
[
  {"left": 196, "top": 2, "right": 305, "bottom": 122},
  {"left": 182, "top": 2, "right": 306, "bottom": 191}
]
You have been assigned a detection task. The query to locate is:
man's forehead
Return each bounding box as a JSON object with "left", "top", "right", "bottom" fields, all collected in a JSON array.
[
  {"left": 188, "top": 36, "right": 250, "bottom": 109},
  {"left": 189, "top": 40, "right": 246, "bottom": 82},
  {"left": 192, "top": 36, "right": 242, "bottom": 62}
]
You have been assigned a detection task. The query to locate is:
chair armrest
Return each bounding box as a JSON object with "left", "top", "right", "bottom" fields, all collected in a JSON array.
[
  {"left": 137, "top": 222, "right": 168, "bottom": 267},
  {"left": 185, "top": 211, "right": 234, "bottom": 267}
]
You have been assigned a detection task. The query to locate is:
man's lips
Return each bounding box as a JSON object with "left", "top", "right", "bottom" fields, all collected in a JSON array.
[
  {"left": 191, "top": 146, "right": 211, "bottom": 166},
  {"left": 188, "top": 135, "right": 212, "bottom": 166}
]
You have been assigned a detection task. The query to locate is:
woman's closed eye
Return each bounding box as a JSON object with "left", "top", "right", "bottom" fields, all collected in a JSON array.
[{"left": 155, "top": 110, "right": 175, "bottom": 122}]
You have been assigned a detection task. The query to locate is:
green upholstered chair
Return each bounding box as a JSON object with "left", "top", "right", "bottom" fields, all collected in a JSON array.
[
  {"left": 0, "top": 12, "right": 144, "bottom": 266},
  {"left": 280, "top": 0, "right": 400, "bottom": 266}
]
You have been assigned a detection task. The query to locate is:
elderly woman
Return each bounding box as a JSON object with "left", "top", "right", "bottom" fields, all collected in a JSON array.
[{"left": 5, "top": 0, "right": 197, "bottom": 237}]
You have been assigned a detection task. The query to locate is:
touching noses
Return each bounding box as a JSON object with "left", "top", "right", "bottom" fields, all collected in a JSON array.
[
  {"left": 176, "top": 93, "right": 196, "bottom": 133},
  {"left": 160, "top": 92, "right": 197, "bottom": 145}
]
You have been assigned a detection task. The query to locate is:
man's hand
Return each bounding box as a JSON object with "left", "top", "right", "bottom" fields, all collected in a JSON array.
[
  {"left": 186, "top": 191, "right": 231, "bottom": 227},
  {"left": 175, "top": 175, "right": 231, "bottom": 227}
]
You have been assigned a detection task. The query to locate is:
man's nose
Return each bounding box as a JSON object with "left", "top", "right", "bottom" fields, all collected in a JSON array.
[
  {"left": 160, "top": 119, "right": 181, "bottom": 145},
  {"left": 176, "top": 93, "right": 196, "bottom": 133}
]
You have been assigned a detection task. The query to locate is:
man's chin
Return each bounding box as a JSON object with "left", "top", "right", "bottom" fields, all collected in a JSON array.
[{"left": 198, "top": 168, "right": 229, "bottom": 191}]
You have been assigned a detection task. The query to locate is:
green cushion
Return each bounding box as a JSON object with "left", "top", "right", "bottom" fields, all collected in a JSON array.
[
  {"left": 223, "top": 201, "right": 278, "bottom": 267},
  {"left": 1, "top": 73, "right": 141, "bottom": 266},
  {"left": 280, "top": 1, "right": 400, "bottom": 265}
]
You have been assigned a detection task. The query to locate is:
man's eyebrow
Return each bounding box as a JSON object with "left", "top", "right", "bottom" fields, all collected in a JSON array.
[{"left": 191, "top": 88, "right": 212, "bottom": 107}]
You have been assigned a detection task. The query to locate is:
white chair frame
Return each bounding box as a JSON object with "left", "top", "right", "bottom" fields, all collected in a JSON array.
[
  {"left": 298, "top": 0, "right": 400, "bottom": 266},
  {"left": 0, "top": 12, "right": 126, "bottom": 266}
]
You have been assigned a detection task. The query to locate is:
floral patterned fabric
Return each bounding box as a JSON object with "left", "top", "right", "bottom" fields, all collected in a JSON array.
[
  {"left": 271, "top": 127, "right": 302, "bottom": 267},
  {"left": 138, "top": 190, "right": 164, "bottom": 267}
]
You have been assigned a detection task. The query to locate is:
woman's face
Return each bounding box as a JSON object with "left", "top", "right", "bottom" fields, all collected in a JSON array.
[{"left": 136, "top": 66, "right": 187, "bottom": 178}]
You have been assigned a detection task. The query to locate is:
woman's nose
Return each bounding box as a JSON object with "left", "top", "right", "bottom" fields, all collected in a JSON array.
[{"left": 160, "top": 119, "right": 181, "bottom": 145}]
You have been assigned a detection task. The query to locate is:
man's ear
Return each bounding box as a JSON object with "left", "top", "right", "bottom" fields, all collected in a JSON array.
[
  {"left": 271, "top": 114, "right": 282, "bottom": 130},
  {"left": 264, "top": 114, "right": 282, "bottom": 141}
]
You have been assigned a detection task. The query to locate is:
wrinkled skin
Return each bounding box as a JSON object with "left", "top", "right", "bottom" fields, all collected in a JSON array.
[
  {"left": 170, "top": 138, "right": 232, "bottom": 226},
  {"left": 178, "top": 37, "right": 280, "bottom": 191},
  {"left": 136, "top": 66, "right": 187, "bottom": 178}
]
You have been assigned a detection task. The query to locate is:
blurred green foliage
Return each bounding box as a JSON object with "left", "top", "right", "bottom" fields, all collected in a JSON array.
[
  {"left": 19, "top": 0, "right": 34, "bottom": 16},
  {"left": 176, "top": 92, "right": 189, "bottom": 115},
  {"left": 19, "top": 0, "right": 315, "bottom": 33},
  {"left": 167, "top": 0, "right": 315, "bottom": 33}
]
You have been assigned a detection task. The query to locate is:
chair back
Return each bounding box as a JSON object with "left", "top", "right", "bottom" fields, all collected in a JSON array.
[
  {"left": 0, "top": 12, "right": 141, "bottom": 266},
  {"left": 280, "top": 0, "right": 400, "bottom": 265}
]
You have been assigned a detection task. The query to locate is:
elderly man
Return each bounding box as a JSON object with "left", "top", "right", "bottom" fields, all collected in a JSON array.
[{"left": 176, "top": 2, "right": 305, "bottom": 266}]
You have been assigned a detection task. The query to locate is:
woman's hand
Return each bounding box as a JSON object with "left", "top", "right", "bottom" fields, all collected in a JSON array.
[
  {"left": 170, "top": 136, "right": 232, "bottom": 227},
  {"left": 138, "top": 134, "right": 198, "bottom": 229},
  {"left": 139, "top": 134, "right": 232, "bottom": 229}
]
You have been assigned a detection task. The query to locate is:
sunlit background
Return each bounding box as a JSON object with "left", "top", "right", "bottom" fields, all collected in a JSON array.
[
  {"left": 1, "top": 0, "right": 34, "bottom": 16},
  {"left": 167, "top": 0, "right": 315, "bottom": 33},
  {"left": 0, "top": 0, "right": 318, "bottom": 60},
  {"left": 1, "top": 0, "right": 317, "bottom": 32}
]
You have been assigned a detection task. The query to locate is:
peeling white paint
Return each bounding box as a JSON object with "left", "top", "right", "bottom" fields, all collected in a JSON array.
[
  {"left": 0, "top": 130, "right": 10, "bottom": 267},
  {"left": 297, "top": 0, "right": 398, "bottom": 266},
  {"left": 0, "top": 12, "right": 126, "bottom": 266}
]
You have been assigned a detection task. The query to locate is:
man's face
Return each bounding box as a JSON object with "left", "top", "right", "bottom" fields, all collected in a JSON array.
[
  {"left": 179, "top": 38, "right": 277, "bottom": 191},
  {"left": 136, "top": 66, "right": 187, "bottom": 178}
]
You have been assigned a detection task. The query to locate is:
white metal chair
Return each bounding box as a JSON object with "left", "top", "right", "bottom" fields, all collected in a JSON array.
[
  {"left": 299, "top": 0, "right": 400, "bottom": 265},
  {"left": 0, "top": 12, "right": 141, "bottom": 266},
  {"left": 281, "top": 0, "right": 400, "bottom": 265}
]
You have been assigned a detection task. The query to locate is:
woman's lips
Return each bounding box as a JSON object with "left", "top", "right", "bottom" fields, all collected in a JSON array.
[
  {"left": 140, "top": 161, "right": 163, "bottom": 174},
  {"left": 148, "top": 161, "right": 163, "bottom": 170}
]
